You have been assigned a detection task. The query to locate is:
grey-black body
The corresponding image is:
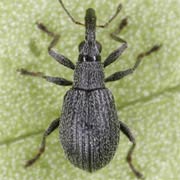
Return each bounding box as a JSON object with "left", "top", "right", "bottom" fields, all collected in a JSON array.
[
  {"left": 60, "top": 62, "right": 120, "bottom": 172},
  {"left": 21, "top": 1, "right": 161, "bottom": 178}
]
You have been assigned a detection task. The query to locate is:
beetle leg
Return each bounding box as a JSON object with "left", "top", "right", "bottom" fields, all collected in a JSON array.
[
  {"left": 110, "top": 33, "right": 127, "bottom": 43},
  {"left": 36, "top": 22, "right": 75, "bottom": 70},
  {"left": 105, "top": 68, "right": 133, "bottom": 82},
  {"left": 115, "top": 17, "right": 128, "bottom": 34},
  {"left": 103, "top": 43, "right": 127, "bottom": 68},
  {"left": 119, "top": 121, "right": 143, "bottom": 179},
  {"left": 17, "top": 68, "right": 73, "bottom": 86},
  {"left": 103, "top": 18, "right": 129, "bottom": 68},
  {"left": 109, "top": 17, "right": 128, "bottom": 44},
  {"left": 105, "top": 44, "right": 162, "bottom": 82},
  {"left": 43, "top": 75, "right": 73, "bottom": 86},
  {"left": 25, "top": 118, "right": 60, "bottom": 167},
  {"left": 108, "top": 17, "right": 128, "bottom": 44}
]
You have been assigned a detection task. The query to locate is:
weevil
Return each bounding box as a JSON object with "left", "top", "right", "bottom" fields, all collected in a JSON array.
[{"left": 18, "top": 0, "right": 161, "bottom": 179}]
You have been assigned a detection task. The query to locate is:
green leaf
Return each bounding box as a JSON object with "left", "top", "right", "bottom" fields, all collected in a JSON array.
[{"left": 0, "top": 0, "right": 180, "bottom": 179}]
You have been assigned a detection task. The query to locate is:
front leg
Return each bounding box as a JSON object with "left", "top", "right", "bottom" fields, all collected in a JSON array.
[
  {"left": 113, "top": 17, "right": 128, "bottom": 34},
  {"left": 103, "top": 17, "right": 129, "bottom": 68},
  {"left": 105, "top": 44, "right": 162, "bottom": 82},
  {"left": 37, "top": 23, "right": 75, "bottom": 70},
  {"left": 110, "top": 17, "right": 128, "bottom": 44},
  {"left": 17, "top": 68, "right": 73, "bottom": 86},
  {"left": 103, "top": 43, "right": 127, "bottom": 68}
]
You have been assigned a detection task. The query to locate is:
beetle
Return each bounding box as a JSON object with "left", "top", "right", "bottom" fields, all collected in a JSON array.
[{"left": 18, "top": 0, "right": 161, "bottom": 178}]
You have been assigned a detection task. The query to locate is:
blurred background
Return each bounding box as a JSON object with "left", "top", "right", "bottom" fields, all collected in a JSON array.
[{"left": 0, "top": 0, "right": 180, "bottom": 179}]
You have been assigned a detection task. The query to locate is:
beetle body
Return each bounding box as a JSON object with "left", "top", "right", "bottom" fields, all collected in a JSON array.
[
  {"left": 59, "top": 10, "right": 120, "bottom": 171},
  {"left": 21, "top": 1, "right": 161, "bottom": 178},
  {"left": 60, "top": 62, "right": 120, "bottom": 172}
]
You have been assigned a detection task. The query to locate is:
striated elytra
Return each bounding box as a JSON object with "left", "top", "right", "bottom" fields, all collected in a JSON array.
[
  {"left": 18, "top": 0, "right": 161, "bottom": 179},
  {"left": 61, "top": 62, "right": 119, "bottom": 172}
]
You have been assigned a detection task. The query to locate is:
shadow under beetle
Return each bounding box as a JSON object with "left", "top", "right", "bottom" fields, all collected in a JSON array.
[{"left": 18, "top": 0, "right": 161, "bottom": 179}]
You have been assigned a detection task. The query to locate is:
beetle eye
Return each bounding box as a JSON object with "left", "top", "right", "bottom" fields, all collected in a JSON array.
[
  {"left": 78, "top": 41, "right": 85, "bottom": 52},
  {"left": 96, "top": 41, "right": 102, "bottom": 53}
]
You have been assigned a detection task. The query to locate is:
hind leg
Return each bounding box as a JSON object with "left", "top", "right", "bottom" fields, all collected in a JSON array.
[
  {"left": 119, "top": 121, "right": 144, "bottom": 179},
  {"left": 25, "top": 118, "right": 60, "bottom": 167}
]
